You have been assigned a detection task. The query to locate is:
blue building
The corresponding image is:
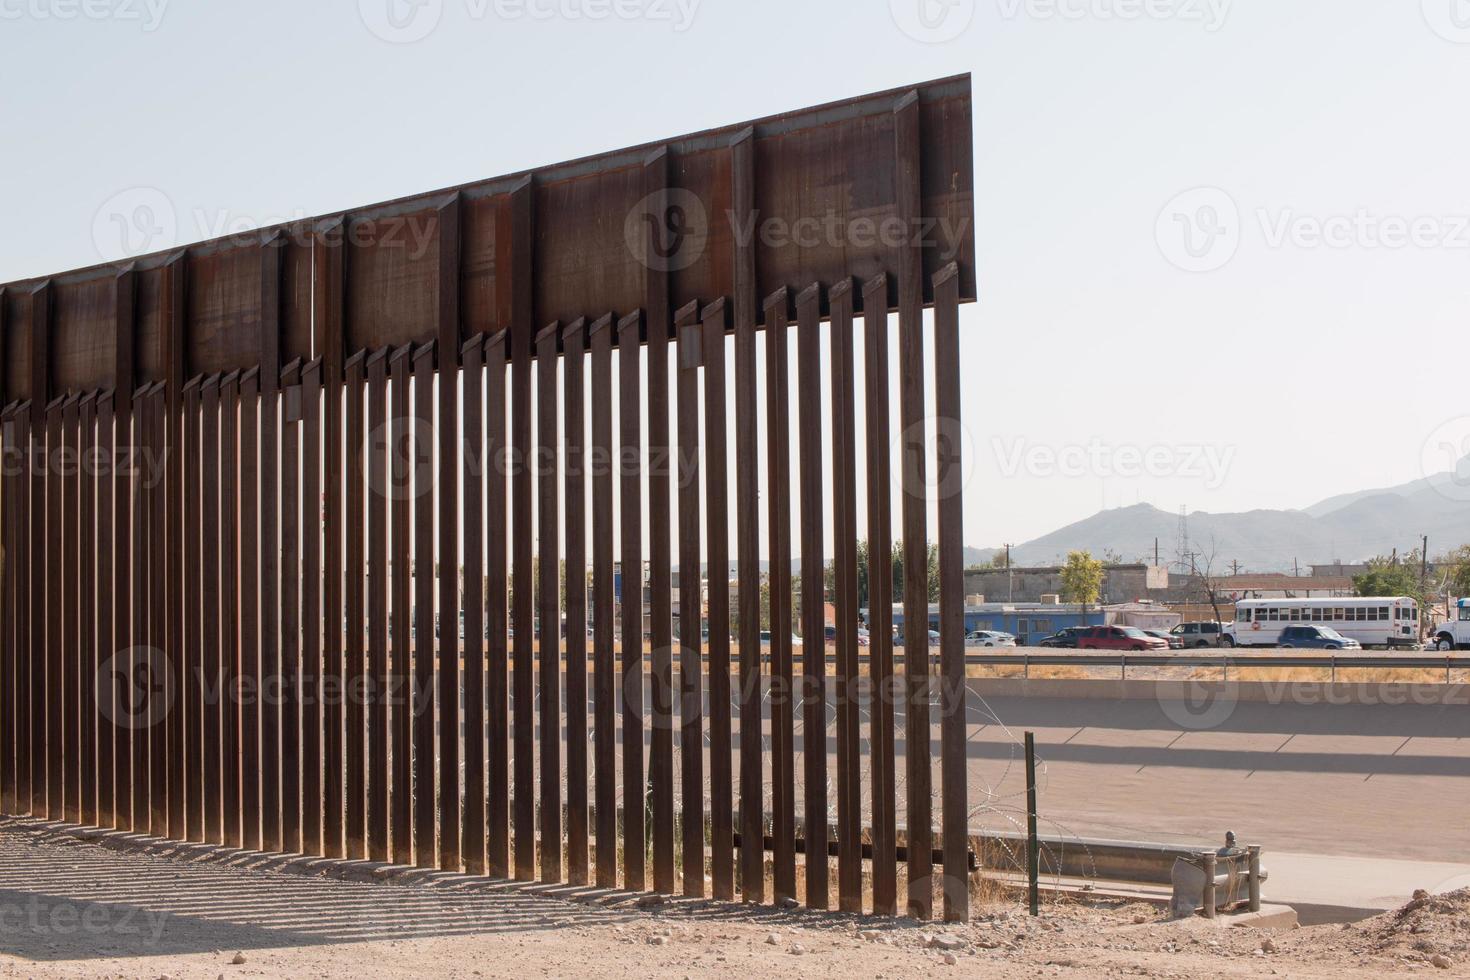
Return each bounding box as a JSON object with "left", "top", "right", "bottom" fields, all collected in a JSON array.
[{"left": 876, "top": 602, "right": 1108, "bottom": 646}]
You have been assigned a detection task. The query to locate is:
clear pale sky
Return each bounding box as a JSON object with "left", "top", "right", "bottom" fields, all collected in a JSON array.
[{"left": 3, "top": 0, "right": 1467, "bottom": 550}]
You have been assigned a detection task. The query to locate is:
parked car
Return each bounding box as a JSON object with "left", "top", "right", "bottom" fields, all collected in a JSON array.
[
  {"left": 1277, "top": 625, "right": 1362, "bottom": 650},
  {"left": 1144, "top": 629, "right": 1185, "bottom": 650},
  {"left": 1036, "top": 627, "right": 1090, "bottom": 648},
  {"left": 1078, "top": 626, "right": 1170, "bottom": 652},
  {"left": 1169, "top": 621, "right": 1226, "bottom": 648},
  {"left": 965, "top": 630, "right": 1017, "bottom": 648}
]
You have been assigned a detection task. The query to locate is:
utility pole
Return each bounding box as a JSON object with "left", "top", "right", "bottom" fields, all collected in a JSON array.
[
  {"left": 1154, "top": 537, "right": 1160, "bottom": 567},
  {"left": 1231, "top": 559, "right": 1240, "bottom": 577},
  {"left": 1005, "top": 544, "right": 1013, "bottom": 602},
  {"left": 1293, "top": 557, "right": 1299, "bottom": 578}
]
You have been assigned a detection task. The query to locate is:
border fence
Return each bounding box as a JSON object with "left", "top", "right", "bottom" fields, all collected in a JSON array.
[{"left": 0, "top": 76, "right": 977, "bottom": 920}]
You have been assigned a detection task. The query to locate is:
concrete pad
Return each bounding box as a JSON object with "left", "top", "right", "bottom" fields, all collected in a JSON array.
[
  {"left": 1266, "top": 851, "right": 1470, "bottom": 924},
  {"left": 1223, "top": 904, "right": 1298, "bottom": 929}
]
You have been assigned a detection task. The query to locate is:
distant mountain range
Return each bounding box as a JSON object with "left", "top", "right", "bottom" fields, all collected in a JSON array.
[{"left": 979, "top": 463, "right": 1470, "bottom": 573}]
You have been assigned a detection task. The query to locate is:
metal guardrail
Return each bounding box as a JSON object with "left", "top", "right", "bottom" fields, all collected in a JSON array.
[{"left": 967, "top": 652, "right": 1470, "bottom": 679}]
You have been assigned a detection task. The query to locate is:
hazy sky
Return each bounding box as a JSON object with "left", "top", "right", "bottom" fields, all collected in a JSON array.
[{"left": 3, "top": 0, "right": 1468, "bottom": 549}]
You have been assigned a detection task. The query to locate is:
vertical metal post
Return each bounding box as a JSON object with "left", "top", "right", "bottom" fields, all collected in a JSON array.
[
  {"left": 1247, "top": 845, "right": 1261, "bottom": 913},
  {"left": 1025, "top": 731, "right": 1038, "bottom": 917},
  {"left": 1202, "top": 852, "right": 1217, "bottom": 918}
]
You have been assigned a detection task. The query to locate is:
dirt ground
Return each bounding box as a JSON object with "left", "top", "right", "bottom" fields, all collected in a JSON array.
[{"left": 1, "top": 820, "right": 1466, "bottom": 978}]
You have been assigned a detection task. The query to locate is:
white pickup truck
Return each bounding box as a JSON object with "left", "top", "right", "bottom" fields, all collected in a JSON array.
[{"left": 1429, "top": 598, "right": 1470, "bottom": 651}]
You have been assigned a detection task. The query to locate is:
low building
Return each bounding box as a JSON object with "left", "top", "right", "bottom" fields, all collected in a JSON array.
[{"left": 962, "top": 564, "right": 1170, "bottom": 605}]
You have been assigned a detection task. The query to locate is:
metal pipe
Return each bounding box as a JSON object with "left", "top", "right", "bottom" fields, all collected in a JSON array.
[
  {"left": 1248, "top": 845, "right": 1261, "bottom": 912},
  {"left": 1202, "top": 852, "right": 1217, "bottom": 918}
]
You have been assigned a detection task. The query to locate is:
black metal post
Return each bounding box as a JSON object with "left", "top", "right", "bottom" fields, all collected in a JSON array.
[{"left": 1025, "top": 731, "right": 1039, "bottom": 916}]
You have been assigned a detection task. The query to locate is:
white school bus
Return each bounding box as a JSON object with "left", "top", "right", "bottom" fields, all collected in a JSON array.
[{"left": 1225, "top": 596, "right": 1419, "bottom": 649}]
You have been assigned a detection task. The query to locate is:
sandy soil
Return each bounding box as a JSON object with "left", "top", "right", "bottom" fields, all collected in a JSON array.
[{"left": 1, "top": 820, "right": 1466, "bottom": 978}]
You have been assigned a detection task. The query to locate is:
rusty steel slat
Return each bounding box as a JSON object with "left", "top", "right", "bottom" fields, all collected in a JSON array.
[
  {"left": 15, "top": 405, "right": 35, "bottom": 816},
  {"left": 616, "top": 311, "right": 644, "bottom": 893},
  {"left": 535, "top": 321, "right": 562, "bottom": 884},
  {"left": 107, "top": 395, "right": 126, "bottom": 831},
  {"left": 46, "top": 397, "right": 64, "bottom": 822},
  {"left": 343, "top": 352, "right": 367, "bottom": 860},
  {"left": 412, "top": 341, "right": 437, "bottom": 869},
  {"left": 642, "top": 150, "right": 676, "bottom": 901},
  {"left": 131, "top": 387, "right": 152, "bottom": 833},
  {"left": 829, "top": 281, "right": 862, "bottom": 913},
  {"left": 63, "top": 394, "right": 80, "bottom": 825},
  {"left": 484, "top": 329, "right": 510, "bottom": 878},
  {"left": 300, "top": 360, "right": 323, "bottom": 856},
  {"left": 220, "top": 372, "right": 241, "bottom": 847},
  {"left": 895, "top": 91, "right": 933, "bottom": 921},
  {"left": 700, "top": 299, "right": 732, "bottom": 902},
  {"left": 388, "top": 344, "right": 413, "bottom": 863},
  {"left": 561, "top": 320, "right": 588, "bottom": 887},
  {"left": 256, "top": 239, "right": 283, "bottom": 854},
  {"left": 460, "top": 335, "right": 487, "bottom": 877},
  {"left": 0, "top": 408, "right": 15, "bottom": 817},
  {"left": 147, "top": 387, "right": 168, "bottom": 837},
  {"left": 763, "top": 288, "right": 795, "bottom": 904},
  {"left": 279, "top": 360, "right": 303, "bottom": 855},
  {"left": 0, "top": 408, "right": 16, "bottom": 817},
  {"left": 437, "top": 198, "right": 463, "bottom": 875},
  {"left": 201, "top": 376, "right": 223, "bottom": 845},
  {"left": 795, "top": 284, "right": 827, "bottom": 910},
  {"left": 861, "top": 273, "right": 897, "bottom": 917},
  {"left": 673, "top": 302, "right": 703, "bottom": 899},
  {"left": 366, "top": 349, "right": 389, "bottom": 864},
  {"left": 730, "top": 128, "right": 766, "bottom": 906},
  {"left": 319, "top": 227, "right": 346, "bottom": 863},
  {"left": 587, "top": 316, "right": 616, "bottom": 889},
  {"left": 95, "top": 395, "right": 116, "bottom": 827},
  {"left": 512, "top": 311, "right": 535, "bottom": 884},
  {"left": 183, "top": 378, "right": 203, "bottom": 842},
  {"left": 32, "top": 399, "right": 48, "bottom": 818},
  {"left": 932, "top": 265, "right": 968, "bottom": 923},
  {"left": 79, "top": 394, "right": 98, "bottom": 828}
]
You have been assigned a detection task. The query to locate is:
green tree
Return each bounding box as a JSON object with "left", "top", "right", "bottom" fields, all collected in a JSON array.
[
  {"left": 1354, "top": 553, "right": 1429, "bottom": 606},
  {"left": 1059, "top": 550, "right": 1104, "bottom": 604},
  {"left": 1437, "top": 544, "right": 1470, "bottom": 598},
  {"left": 891, "top": 541, "right": 940, "bottom": 604}
]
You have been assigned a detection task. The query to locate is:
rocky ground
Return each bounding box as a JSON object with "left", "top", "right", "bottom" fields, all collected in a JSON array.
[{"left": 0, "top": 819, "right": 1465, "bottom": 978}]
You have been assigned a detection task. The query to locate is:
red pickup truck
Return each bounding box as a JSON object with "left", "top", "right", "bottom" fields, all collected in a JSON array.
[{"left": 1077, "top": 625, "right": 1171, "bottom": 651}]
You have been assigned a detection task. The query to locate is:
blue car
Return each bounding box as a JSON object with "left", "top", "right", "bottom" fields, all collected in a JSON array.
[{"left": 1277, "top": 625, "right": 1361, "bottom": 650}]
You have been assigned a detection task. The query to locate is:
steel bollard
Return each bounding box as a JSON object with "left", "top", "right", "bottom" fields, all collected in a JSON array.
[
  {"left": 1248, "top": 845, "right": 1261, "bottom": 912},
  {"left": 1202, "top": 852, "right": 1216, "bottom": 918}
]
